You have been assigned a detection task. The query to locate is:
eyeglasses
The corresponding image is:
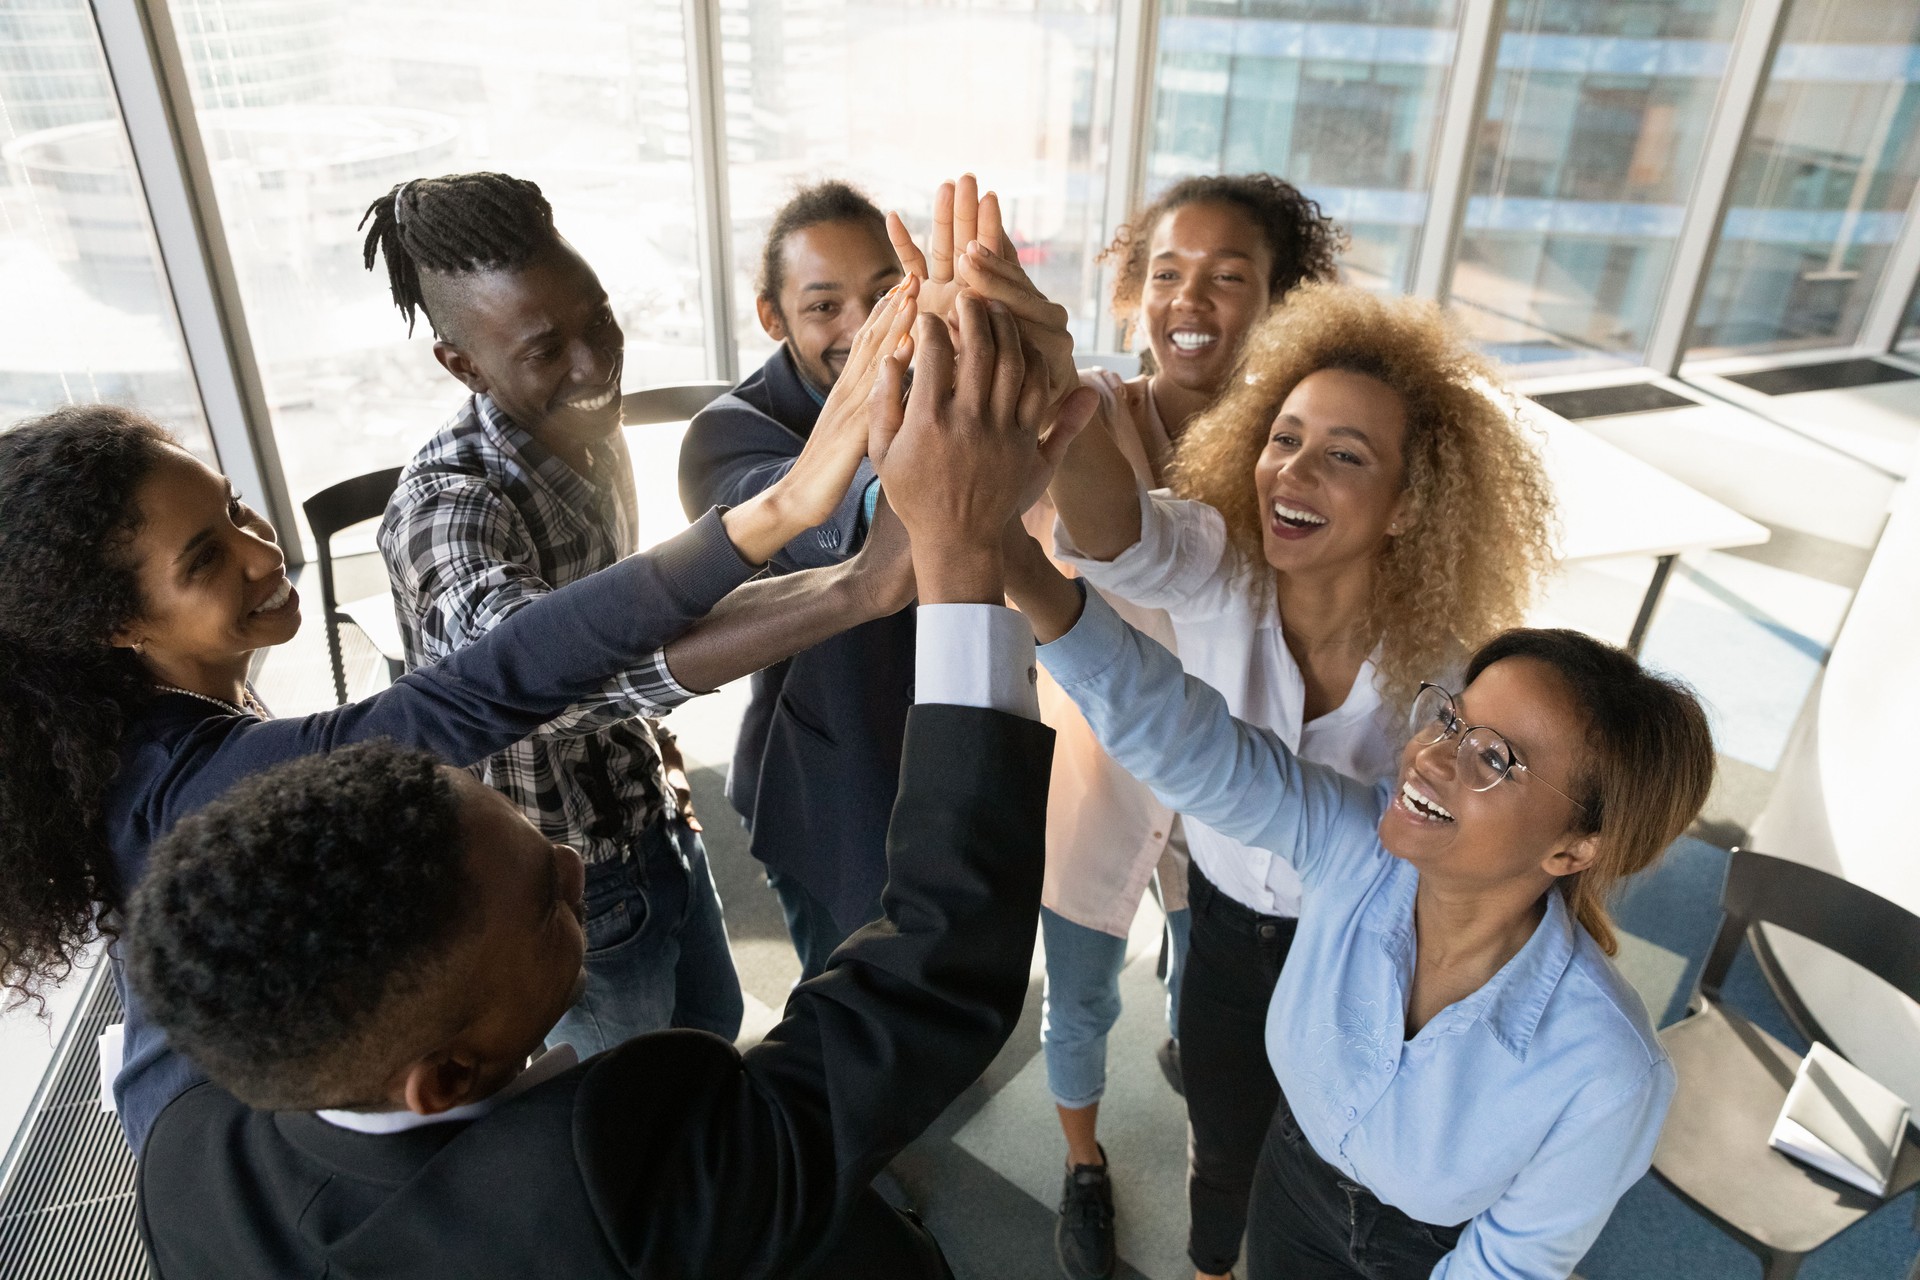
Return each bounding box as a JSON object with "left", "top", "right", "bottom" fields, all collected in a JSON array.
[{"left": 1407, "top": 683, "right": 1587, "bottom": 812}]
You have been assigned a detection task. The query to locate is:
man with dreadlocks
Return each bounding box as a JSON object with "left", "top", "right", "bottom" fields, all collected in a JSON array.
[{"left": 368, "top": 172, "right": 831, "bottom": 1056}]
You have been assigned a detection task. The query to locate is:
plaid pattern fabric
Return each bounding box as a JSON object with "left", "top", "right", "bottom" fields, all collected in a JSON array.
[{"left": 379, "top": 394, "right": 688, "bottom": 863}]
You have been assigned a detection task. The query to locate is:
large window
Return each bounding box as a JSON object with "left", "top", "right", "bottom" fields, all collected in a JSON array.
[
  {"left": 1146, "top": 0, "right": 1463, "bottom": 291},
  {"left": 1689, "top": 0, "right": 1920, "bottom": 356},
  {"left": 1904, "top": 281, "right": 1920, "bottom": 349},
  {"left": 721, "top": 0, "right": 1118, "bottom": 370},
  {"left": 1448, "top": 0, "right": 1743, "bottom": 371},
  {"left": 168, "top": 0, "right": 708, "bottom": 553},
  {"left": 0, "top": 0, "right": 211, "bottom": 453}
]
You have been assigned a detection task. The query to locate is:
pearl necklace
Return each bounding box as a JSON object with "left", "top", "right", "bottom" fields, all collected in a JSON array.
[{"left": 155, "top": 684, "right": 270, "bottom": 719}]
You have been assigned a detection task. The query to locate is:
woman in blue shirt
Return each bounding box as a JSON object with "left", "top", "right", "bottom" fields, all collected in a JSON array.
[
  {"left": 1001, "top": 535, "right": 1715, "bottom": 1280},
  {"left": 0, "top": 284, "right": 916, "bottom": 1153}
]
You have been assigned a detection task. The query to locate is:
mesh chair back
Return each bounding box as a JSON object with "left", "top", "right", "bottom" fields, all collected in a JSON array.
[
  {"left": 1697, "top": 850, "right": 1920, "bottom": 1007},
  {"left": 621, "top": 382, "right": 733, "bottom": 426}
]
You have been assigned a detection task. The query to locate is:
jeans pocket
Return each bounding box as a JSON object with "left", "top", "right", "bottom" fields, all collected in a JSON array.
[{"left": 583, "top": 876, "right": 653, "bottom": 957}]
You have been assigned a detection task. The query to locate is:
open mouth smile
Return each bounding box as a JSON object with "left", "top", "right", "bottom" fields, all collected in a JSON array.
[
  {"left": 563, "top": 385, "right": 618, "bottom": 413},
  {"left": 1398, "top": 779, "right": 1455, "bottom": 824},
  {"left": 250, "top": 578, "right": 296, "bottom": 617}
]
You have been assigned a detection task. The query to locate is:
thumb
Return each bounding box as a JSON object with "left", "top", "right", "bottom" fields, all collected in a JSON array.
[
  {"left": 1038, "top": 386, "right": 1100, "bottom": 470},
  {"left": 868, "top": 348, "right": 909, "bottom": 470}
]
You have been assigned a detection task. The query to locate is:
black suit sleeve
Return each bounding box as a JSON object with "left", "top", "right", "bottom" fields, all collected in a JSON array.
[
  {"left": 576, "top": 704, "right": 1052, "bottom": 1278},
  {"left": 678, "top": 398, "right": 875, "bottom": 575}
]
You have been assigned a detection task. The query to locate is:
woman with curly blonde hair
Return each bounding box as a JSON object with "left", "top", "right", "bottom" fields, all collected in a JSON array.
[{"left": 1043, "top": 280, "right": 1555, "bottom": 1280}]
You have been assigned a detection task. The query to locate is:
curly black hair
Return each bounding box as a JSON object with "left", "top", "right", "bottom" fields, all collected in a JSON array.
[
  {"left": 0, "top": 405, "right": 178, "bottom": 1012},
  {"left": 126, "top": 740, "right": 472, "bottom": 1109},
  {"left": 756, "top": 179, "right": 891, "bottom": 309},
  {"left": 1099, "top": 173, "right": 1346, "bottom": 345},
  {"left": 359, "top": 171, "right": 558, "bottom": 337}
]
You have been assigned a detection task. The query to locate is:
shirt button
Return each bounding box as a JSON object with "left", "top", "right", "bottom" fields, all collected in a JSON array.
[
  {"left": 1152, "top": 830, "right": 1165, "bottom": 840},
  {"left": 1346, "top": 1107, "right": 1358, "bottom": 1120},
  {"left": 1259, "top": 923, "right": 1277, "bottom": 939}
]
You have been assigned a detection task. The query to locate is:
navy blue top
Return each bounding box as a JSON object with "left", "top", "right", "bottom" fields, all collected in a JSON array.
[
  {"left": 105, "top": 509, "right": 756, "bottom": 1153},
  {"left": 678, "top": 348, "right": 915, "bottom": 930}
]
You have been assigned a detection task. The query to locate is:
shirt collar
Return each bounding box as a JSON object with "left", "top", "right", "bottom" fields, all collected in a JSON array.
[
  {"left": 315, "top": 1043, "right": 579, "bottom": 1135},
  {"left": 474, "top": 394, "right": 609, "bottom": 501},
  {"left": 1472, "top": 890, "right": 1578, "bottom": 1061}
]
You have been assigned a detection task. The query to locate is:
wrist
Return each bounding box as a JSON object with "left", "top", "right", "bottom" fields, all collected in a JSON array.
[
  {"left": 721, "top": 488, "right": 799, "bottom": 566},
  {"left": 911, "top": 540, "right": 1004, "bottom": 605}
]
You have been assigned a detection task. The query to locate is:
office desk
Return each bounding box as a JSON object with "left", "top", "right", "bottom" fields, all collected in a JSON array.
[{"left": 1526, "top": 404, "right": 1771, "bottom": 654}]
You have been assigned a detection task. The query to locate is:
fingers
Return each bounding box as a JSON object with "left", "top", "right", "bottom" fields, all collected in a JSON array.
[
  {"left": 1016, "top": 334, "right": 1050, "bottom": 436},
  {"left": 958, "top": 248, "right": 1070, "bottom": 328},
  {"left": 953, "top": 291, "right": 997, "bottom": 419},
  {"left": 909, "top": 310, "right": 956, "bottom": 407},
  {"left": 978, "top": 190, "right": 1006, "bottom": 257},
  {"left": 1040, "top": 386, "right": 1101, "bottom": 470},
  {"left": 867, "top": 344, "right": 910, "bottom": 469},
  {"left": 886, "top": 210, "right": 929, "bottom": 279},
  {"left": 954, "top": 174, "right": 979, "bottom": 262},
  {"left": 848, "top": 276, "right": 918, "bottom": 380},
  {"left": 930, "top": 181, "right": 956, "bottom": 284},
  {"left": 986, "top": 302, "right": 1025, "bottom": 433}
]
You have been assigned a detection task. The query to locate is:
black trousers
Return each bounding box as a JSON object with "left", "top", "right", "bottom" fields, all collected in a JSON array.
[
  {"left": 1246, "top": 1090, "right": 1463, "bottom": 1280},
  {"left": 1179, "top": 861, "right": 1298, "bottom": 1275}
]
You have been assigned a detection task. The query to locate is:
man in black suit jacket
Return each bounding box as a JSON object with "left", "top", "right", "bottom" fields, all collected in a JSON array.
[
  {"left": 130, "top": 293, "right": 1099, "bottom": 1278},
  {"left": 678, "top": 180, "right": 913, "bottom": 977}
]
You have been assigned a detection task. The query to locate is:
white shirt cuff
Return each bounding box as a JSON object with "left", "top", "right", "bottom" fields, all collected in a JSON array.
[{"left": 915, "top": 604, "right": 1040, "bottom": 721}]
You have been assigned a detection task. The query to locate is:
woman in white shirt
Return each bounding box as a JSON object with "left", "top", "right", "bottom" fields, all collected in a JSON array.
[{"left": 1045, "top": 281, "right": 1556, "bottom": 1280}]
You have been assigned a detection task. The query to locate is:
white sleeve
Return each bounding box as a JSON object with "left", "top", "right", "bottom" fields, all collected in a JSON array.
[
  {"left": 1053, "top": 489, "right": 1239, "bottom": 621},
  {"left": 915, "top": 604, "right": 1041, "bottom": 722}
]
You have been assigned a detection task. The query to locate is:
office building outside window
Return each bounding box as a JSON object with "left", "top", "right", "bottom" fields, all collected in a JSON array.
[
  {"left": 166, "top": 0, "right": 708, "bottom": 554},
  {"left": 1449, "top": 0, "right": 1744, "bottom": 372},
  {"left": 1689, "top": 0, "right": 1920, "bottom": 356},
  {"left": 0, "top": 0, "right": 212, "bottom": 455},
  {"left": 721, "top": 0, "right": 1119, "bottom": 367},
  {"left": 1145, "top": 0, "right": 1462, "bottom": 292}
]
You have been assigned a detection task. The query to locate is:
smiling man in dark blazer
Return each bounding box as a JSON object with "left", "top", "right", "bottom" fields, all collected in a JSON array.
[
  {"left": 678, "top": 180, "right": 913, "bottom": 978},
  {"left": 131, "top": 295, "right": 1097, "bottom": 1279}
]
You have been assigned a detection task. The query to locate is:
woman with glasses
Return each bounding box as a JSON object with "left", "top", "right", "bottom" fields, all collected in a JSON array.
[
  {"left": 999, "top": 532, "right": 1713, "bottom": 1278},
  {"left": 983, "top": 278, "right": 1557, "bottom": 1280}
]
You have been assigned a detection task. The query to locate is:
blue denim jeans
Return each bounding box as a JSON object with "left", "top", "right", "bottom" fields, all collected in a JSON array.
[
  {"left": 545, "top": 817, "right": 743, "bottom": 1058},
  {"left": 767, "top": 869, "right": 881, "bottom": 984},
  {"left": 1039, "top": 903, "right": 1191, "bottom": 1110}
]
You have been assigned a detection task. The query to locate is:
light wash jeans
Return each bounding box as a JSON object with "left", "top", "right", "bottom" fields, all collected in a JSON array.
[
  {"left": 546, "top": 817, "right": 743, "bottom": 1057},
  {"left": 1039, "top": 902, "right": 1191, "bottom": 1109}
]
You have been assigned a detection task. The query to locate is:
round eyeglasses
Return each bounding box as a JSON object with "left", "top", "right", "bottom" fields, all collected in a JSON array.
[{"left": 1407, "top": 683, "right": 1586, "bottom": 811}]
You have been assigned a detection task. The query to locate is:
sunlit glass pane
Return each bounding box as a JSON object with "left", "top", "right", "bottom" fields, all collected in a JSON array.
[
  {"left": 0, "top": 0, "right": 213, "bottom": 455},
  {"left": 1689, "top": 0, "right": 1920, "bottom": 356}
]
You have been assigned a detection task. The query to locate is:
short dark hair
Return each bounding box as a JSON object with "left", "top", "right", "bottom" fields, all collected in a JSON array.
[
  {"left": 1464, "top": 628, "right": 1715, "bottom": 956},
  {"left": 1101, "top": 173, "right": 1345, "bottom": 334},
  {"left": 756, "top": 179, "right": 891, "bottom": 307},
  {"left": 359, "top": 172, "right": 558, "bottom": 337},
  {"left": 126, "top": 740, "right": 472, "bottom": 1109}
]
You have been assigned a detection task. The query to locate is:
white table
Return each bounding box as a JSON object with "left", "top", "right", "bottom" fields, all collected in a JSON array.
[{"left": 1524, "top": 404, "right": 1772, "bottom": 654}]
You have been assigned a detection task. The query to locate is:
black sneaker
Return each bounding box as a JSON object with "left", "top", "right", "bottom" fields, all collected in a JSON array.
[
  {"left": 1156, "top": 1036, "right": 1184, "bottom": 1096},
  {"left": 1055, "top": 1145, "right": 1116, "bottom": 1279}
]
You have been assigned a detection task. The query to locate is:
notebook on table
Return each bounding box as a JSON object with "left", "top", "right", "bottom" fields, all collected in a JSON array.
[{"left": 1768, "top": 1041, "right": 1911, "bottom": 1196}]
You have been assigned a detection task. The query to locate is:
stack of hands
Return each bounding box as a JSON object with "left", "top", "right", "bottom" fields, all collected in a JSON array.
[{"left": 724, "top": 174, "right": 1099, "bottom": 622}]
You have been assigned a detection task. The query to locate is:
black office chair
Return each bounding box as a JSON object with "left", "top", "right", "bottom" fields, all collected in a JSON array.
[
  {"left": 1651, "top": 849, "right": 1920, "bottom": 1280},
  {"left": 621, "top": 381, "right": 732, "bottom": 426},
  {"left": 302, "top": 467, "right": 406, "bottom": 706}
]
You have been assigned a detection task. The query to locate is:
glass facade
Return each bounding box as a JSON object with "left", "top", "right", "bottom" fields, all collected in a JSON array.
[
  {"left": 1689, "top": 0, "right": 1920, "bottom": 356},
  {"left": 1145, "top": 0, "right": 1462, "bottom": 291},
  {"left": 721, "top": 0, "right": 1118, "bottom": 372},
  {"left": 166, "top": 0, "right": 707, "bottom": 550},
  {"left": 0, "top": 0, "right": 212, "bottom": 453},
  {"left": 1449, "top": 0, "right": 1744, "bottom": 370}
]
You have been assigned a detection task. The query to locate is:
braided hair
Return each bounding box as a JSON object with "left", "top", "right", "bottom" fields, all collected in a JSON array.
[{"left": 359, "top": 172, "right": 558, "bottom": 337}]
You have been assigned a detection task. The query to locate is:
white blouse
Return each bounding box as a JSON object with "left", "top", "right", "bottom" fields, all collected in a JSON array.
[{"left": 1055, "top": 488, "right": 1409, "bottom": 917}]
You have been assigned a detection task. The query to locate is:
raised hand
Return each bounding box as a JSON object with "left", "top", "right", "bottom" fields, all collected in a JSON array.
[
  {"left": 957, "top": 238, "right": 1079, "bottom": 414},
  {"left": 886, "top": 175, "right": 1006, "bottom": 328}
]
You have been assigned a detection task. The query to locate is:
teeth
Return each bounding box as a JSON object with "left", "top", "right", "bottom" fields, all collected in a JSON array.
[
  {"left": 1272, "top": 500, "right": 1328, "bottom": 526},
  {"left": 567, "top": 386, "right": 617, "bottom": 412},
  {"left": 252, "top": 579, "right": 292, "bottom": 615},
  {"left": 1170, "top": 331, "right": 1216, "bottom": 351},
  {"left": 1400, "top": 780, "right": 1454, "bottom": 822}
]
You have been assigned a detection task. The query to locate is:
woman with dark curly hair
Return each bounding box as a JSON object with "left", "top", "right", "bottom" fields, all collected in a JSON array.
[
  {"left": 0, "top": 290, "right": 915, "bottom": 1154},
  {"left": 1033, "top": 281, "right": 1557, "bottom": 1280}
]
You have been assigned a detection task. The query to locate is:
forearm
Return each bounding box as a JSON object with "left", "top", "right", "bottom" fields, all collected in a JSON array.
[
  {"left": 1002, "top": 524, "right": 1085, "bottom": 643},
  {"left": 1047, "top": 401, "right": 1144, "bottom": 561},
  {"left": 662, "top": 563, "right": 885, "bottom": 693}
]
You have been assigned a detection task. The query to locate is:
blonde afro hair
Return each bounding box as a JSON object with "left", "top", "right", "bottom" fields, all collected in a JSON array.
[{"left": 1170, "top": 282, "right": 1558, "bottom": 709}]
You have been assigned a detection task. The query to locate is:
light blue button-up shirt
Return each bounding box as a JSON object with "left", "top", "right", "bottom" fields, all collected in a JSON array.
[{"left": 1040, "top": 589, "right": 1675, "bottom": 1280}]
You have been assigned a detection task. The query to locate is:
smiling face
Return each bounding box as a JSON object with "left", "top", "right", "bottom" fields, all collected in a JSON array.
[
  {"left": 114, "top": 447, "right": 301, "bottom": 670},
  {"left": 1379, "top": 657, "right": 1597, "bottom": 893},
  {"left": 1140, "top": 200, "right": 1275, "bottom": 396},
  {"left": 758, "top": 218, "right": 902, "bottom": 397},
  {"left": 428, "top": 239, "right": 624, "bottom": 460},
  {"left": 1254, "top": 367, "right": 1412, "bottom": 579},
  {"left": 400, "top": 769, "right": 590, "bottom": 1113}
]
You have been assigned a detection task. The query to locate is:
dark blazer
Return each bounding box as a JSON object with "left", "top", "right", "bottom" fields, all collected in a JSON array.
[
  {"left": 138, "top": 704, "right": 1054, "bottom": 1280},
  {"left": 104, "top": 512, "right": 758, "bottom": 1154},
  {"left": 678, "top": 346, "right": 916, "bottom": 930}
]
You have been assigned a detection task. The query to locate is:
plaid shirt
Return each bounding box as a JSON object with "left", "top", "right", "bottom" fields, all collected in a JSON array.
[{"left": 380, "top": 394, "right": 689, "bottom": 864}]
